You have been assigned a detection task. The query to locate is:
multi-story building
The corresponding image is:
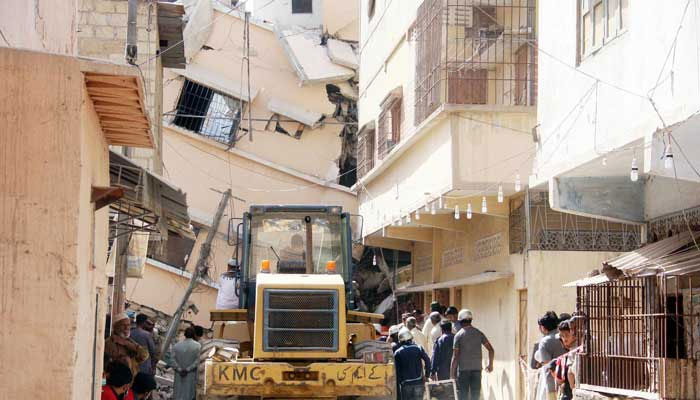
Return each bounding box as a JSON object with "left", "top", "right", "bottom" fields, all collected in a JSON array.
[
  {"left": 355, "top": 1, "right": 642, "bottom": 397},
  {"left": 125, "top": 0, "right": 360, "bottom": 327},
  {"left": 536, "top": 2, "right": 700, "bottom": 398}
]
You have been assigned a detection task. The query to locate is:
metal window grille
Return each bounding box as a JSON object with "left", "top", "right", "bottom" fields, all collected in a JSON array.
[
  {"left": 292, "top": 0, "right": 312, "bottom": 14},
  {"left": 413, "top": 0, "right": 537, "bottom": 125},
  {"left": 577, "top": 273, "right": 700, "bottom": 398},
  {"left": 508, "top": 191, "right": 641, "bottom": 253},
  {"left": 356, "top": 128, "right": 375, "bottom": 178},
  {"left": 172, "top": 79, "right": 244, "bottom": 146}
]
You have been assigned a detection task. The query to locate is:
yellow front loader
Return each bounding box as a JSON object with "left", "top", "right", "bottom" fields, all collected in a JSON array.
[{"left": 198, "top": 205, "right": 395, "bottom": 400}]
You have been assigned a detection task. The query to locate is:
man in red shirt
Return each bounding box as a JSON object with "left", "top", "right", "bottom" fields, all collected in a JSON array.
[{"left": 101, "top": 362, "right": 133, "bottom": 400}]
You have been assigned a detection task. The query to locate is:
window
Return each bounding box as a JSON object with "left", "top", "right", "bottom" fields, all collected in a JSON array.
[
  {"left": 291, "top": 0, "right": 312, "bottom": 14},
  {"left": 172, "top": 79, "right": 244, "bottom": 145},
  {"left": 146, "top": 230, "right": 198, "bottom": 270},
  {"left": 356, "top": 125, "right": 375, "bottom": 178},
  {"left": 578, "top": 0, "right": 629, "bottom": 61},
  {"left": 377, "top": 87, "right": 403, "bottom": 159}
]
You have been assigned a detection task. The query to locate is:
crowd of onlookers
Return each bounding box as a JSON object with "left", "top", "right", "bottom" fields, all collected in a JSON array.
[
  {"left": 385, "top": 301, "right": 494, "bottom": 400},
  {"left": 102, "top": 312, "right": 207, "bottom": 400},
  {"left": 530, "top": 311, "right": 583, "bottom": 400}
]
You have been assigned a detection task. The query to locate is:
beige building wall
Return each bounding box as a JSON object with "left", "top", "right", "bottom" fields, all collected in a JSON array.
[
  {"left": 0, "top": 48, "right": 111, "bottom": 400},
  {"left": 78, "top": 0, "right": 164, "bottom": 173},
  {"left": 0, "top": 0, "right": 78, "bottom": 54}
]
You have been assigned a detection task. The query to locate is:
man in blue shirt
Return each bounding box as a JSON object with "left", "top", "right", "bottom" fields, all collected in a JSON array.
[
  {"left": 431, "top": 320, "right": 455, "bottom": 381},
  {"left": 394, "top": 328, "right": 431, "bottom": 400}
]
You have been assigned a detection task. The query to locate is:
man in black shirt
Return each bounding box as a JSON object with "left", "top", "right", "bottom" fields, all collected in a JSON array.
[{"left": 394, "top": 328, "right": 431, "bottom": 400}]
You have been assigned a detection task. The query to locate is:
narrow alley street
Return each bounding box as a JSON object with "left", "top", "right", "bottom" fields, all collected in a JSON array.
[{"left": 2, "top": 1, "right": 700, "bottom": 400}]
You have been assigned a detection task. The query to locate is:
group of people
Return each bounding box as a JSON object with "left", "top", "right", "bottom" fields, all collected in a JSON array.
[
  {"left": 386, "top": 301, "right": 495, "bottom": 400},
  {"left": 531, "top": 311, "right": 582, "bottom": 400},
  {"left": 103, "top": 312, "right": 207, "bottom": 400}
]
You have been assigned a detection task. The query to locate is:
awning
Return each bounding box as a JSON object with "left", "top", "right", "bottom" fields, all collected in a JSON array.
[
  {"left": 267, "top": 98, "right": 324, "bottom": 128},
  {"left": 79, "top": 58, "right": 154, "bottom": 148},
  {"left": 174, "top": 64, "right": 259, "bottom": 102},
  {"left": 276, "top": 27, "right": 355, "bottom": 86},
  {"left": 157, "top": 2, "right": 186, "bottom": 69},
  {"left": 109, "top": 151, "right": 192, "bottom": 240},
  {"left": 564, "top": 231, "right": 700, "bottom": 286},
  {"left": 396, "top": 271, "right": 513, "bottom": 293}
]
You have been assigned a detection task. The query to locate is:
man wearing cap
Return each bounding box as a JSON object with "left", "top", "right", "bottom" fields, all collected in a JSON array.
[
  {"left": 386, "top": 325, "right": 402, "bottom": 352},
  {"left": 394, "top": 328, "right": 431, "bottom": 400},
  {"left": 451, "top": 309, "right": 494, "bottom": 400},
  {"left": 423, "top": 312, "right": 442, "bottom": 355},
  {"left": 406, "top": 317, "right": 427, "bottom": 351},
  {"left": 105, "top": 313, "right": 149, "bottom": 381}
]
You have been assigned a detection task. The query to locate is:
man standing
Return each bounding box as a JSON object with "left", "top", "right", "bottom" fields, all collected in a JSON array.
[
  {"left": 423, "top": 312, "right": 442, "bottom": 355},
  {"left": 450, "top": 309, "right": 494, "bottom": 400},
  {"left": 422, "top": 302, "right": 441, "bottom": 342},
  {"left": 534, "top": 311, "right": 565, "bottom": 400},
  {"left": 171, "top": 327, "right": 201, "bottom": 400},
  {"left": 193, "top": 325, "right": 205, "bottom": 342},
  {"left": 130, "top": 314, "right": 157, "bottom": 376},
  {"left": 431, "top": 320, "right": 455, "bottom": 381},
  {"left": 406, "top": 317, "right": 427, "bottom": 351},
  {"left": 105, "top": 313, "right": 149, "bottom": 380},
  {"left": 445, "top": 306, "right": 460, "bottom": 333},
  {"left": 394, "top": 328, "right": 431, "bottom": 400}
]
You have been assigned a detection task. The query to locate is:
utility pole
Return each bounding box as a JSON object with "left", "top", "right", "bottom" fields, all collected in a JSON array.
[
  {"left": 161, "top": 189, "right": 232, "bottom": 356},
  {"left": 245, "top": 11, "right": 253, "bottom": 142}
]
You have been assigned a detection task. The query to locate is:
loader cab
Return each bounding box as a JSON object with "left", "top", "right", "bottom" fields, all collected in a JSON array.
[{"left": 235, "top": 205, "right": 354, "bottom": 312}]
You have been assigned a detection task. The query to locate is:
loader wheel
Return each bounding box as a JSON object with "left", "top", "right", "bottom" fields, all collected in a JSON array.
[{"left": 196, "top": 339, "right": 240, "bottom": 397}]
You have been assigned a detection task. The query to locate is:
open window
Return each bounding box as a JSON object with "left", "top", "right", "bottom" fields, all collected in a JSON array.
[
  {"left": 578, "top": 0, "right": 630, "bottom": 62},
  {"left": 146, "top": 229, "right": 198, "bottom": 270},
  {"left": 356, "top": 121, "right": 376, "bottom": 179},
  {"left": 172, "top": 79, "right": 245, "bottom": 145}
]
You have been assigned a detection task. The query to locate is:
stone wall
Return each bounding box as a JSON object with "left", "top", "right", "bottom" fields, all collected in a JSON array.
[{"left": 78, "top": 0, "right": 164, "bottom": 173}]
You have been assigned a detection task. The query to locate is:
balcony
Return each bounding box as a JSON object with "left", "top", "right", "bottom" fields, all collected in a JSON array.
[{"left": 413, "top": 0, "right": 537, "bottom": 125}]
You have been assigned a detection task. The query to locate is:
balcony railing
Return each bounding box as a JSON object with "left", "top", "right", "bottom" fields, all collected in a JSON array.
[{"left": 413, "top": 0, "right": 538, "bottom": 125}]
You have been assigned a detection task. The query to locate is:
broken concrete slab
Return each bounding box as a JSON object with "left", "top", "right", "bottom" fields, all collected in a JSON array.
[
  {"left": 267, "top": 97, "right": 324, "bottom": 128},
  {"left": 174, "top": 63, "right": 259, "bottom": 102},
  {"left": 327, "top": 38, "right": 359, "bottom": 70},
  {"left": 276, "top": 26, "right": 355, "bottom": 86}
]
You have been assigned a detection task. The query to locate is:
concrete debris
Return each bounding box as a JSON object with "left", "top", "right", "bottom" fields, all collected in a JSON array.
[
  {"left": 174, "top": 63, "right": 259, "bottom": 102},
  {"left": 276, "top": 26, "right": 355, "bottom": 86},
  {"left": 267, "top": 97, "right": 324, "bottom": 128},
  {"left": 326, "top": 39, "right": 359, "bottom": 70}
]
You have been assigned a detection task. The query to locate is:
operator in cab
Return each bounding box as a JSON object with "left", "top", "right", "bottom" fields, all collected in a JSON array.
[{"left": 279, "top": 233, "right": 305, "bottom": 262}]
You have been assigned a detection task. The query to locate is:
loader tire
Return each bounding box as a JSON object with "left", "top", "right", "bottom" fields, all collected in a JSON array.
[{"left": 196, "top": 339, "right": 240, "bottom": 397}]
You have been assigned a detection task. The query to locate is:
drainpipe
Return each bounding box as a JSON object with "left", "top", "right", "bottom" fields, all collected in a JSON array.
[{"left": 125, "top": 0, "right": 138, "bottom": 65}]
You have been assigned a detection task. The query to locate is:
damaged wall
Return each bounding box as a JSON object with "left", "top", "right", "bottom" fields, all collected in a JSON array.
[{"left": 0, "top": 49, "right": 110, "bottom": 400}]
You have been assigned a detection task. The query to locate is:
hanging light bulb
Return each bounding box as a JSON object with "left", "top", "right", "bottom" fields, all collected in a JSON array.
[
  {"left": 467, "top": 203, "right": 473, "bottom": 219},
  {"left": 497, "top": 185, "right": 504, "bottom": 203},
  {"left": 481, "top": 196, "right": 488, "bottom": 213},
  {"left": 454, "top": 205, "right": 460, "bottom": 220},
  {"left": 405, "top": 212, "right": 411, "bottom": 224},
  {"left": 438, "top": 197, "right": 443, "bottom": 209},
  {"left": 431, "top": 202, "right": 436, "bottom": 215},
  {"left": 630, "top": 157, "right": 639, "bottom": 182},
  {"left": 602, "top": 156, "right": 607, "bottom": 166},
  {"left": 424, "top": 193, "right": 430, "bottom": 212},
  {"left": 415, "top": 208, "right": 421, "bottom": 220},
  {"left": 515, "top": 173, "right": 522, "bottom": 192},
  {"left": 664, "top": 143, "right": 674, "bottom": 170},
  {"left": 372, "top": 254, "right": 377, "bottom": 266},
  {"left": 382, "top": 225, "right": 386, "bottom": 237},
  {"left": 397, "top": 213, "right": 403, "bottom": 226}
]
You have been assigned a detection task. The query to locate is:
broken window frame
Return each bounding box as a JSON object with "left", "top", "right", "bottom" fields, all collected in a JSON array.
[
  {"left": 146, "top": 228, "right": 199, "bottom": 271},
  {"left": 291, "top": 0, "right": 313, "bottom": 14},
  {"left": 172, "top": 79, "right": 247, "bottom": 146}
]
